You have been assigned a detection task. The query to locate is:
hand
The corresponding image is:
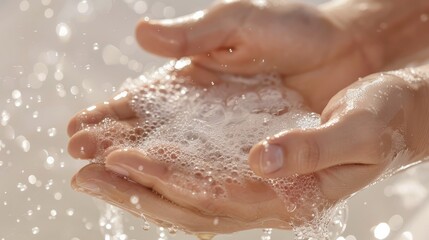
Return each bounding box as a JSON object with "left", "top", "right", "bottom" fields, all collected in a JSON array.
[
  {"left": 135, "top": 0, "right": 382, "bottom": 112},
  {"left": 68, "top": 68, "right": 319, "bottom": 234},
  {"left": 68, "top": 0, "right": 426, "bottom": 234},
  {"left": 248, "top": 67, "right": 429, "bottom": 200}
]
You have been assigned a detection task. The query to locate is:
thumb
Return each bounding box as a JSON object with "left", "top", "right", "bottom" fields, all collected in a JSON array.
[
  {"left": 135, "top": 2, "right": 252, "bottom": 58},
  {"left": 248, "top": 110, "right": 388, "bottom": 178}
]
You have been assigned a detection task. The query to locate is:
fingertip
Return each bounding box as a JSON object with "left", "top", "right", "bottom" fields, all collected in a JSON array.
[
  {"left": 67, "top": 115, "right": 79, "bottom": 137},
  {"left": 72, "top": 164, "right": 105, "bottom": 194},
  {"left": 248, "top": 141, "right": 288, "bottom": 178},
  {"left": 249, "top": 130, "right": 323, "bottom": 178},
  {"left": 135, "top": 19, "right": 185, "bottom": 57},
  {"left": 68, "top": 130, "right": 98, "bottom": 159},
  {"left": 105, "top": 149, "right": 168, "bottom": 180}
]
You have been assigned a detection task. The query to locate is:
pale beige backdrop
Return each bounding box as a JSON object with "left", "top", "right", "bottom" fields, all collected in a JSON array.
[{"left": 0, "top": 0, "right": 428, "bottom": 240}]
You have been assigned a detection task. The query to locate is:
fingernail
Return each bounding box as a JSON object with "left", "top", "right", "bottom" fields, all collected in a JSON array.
[
  {"left": 106, "top": 164, "right": 130, "bottom": 177},
  {"left": 260, "top": 144, "right": 284, "bottom": 174}
]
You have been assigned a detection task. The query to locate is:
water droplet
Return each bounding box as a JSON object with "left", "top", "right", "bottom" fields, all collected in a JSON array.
[
  {"left": 66, "top": 208, "right": 75, "bottom": 216},
  {"left": 373, "top": 222, "right": 390, "bottom": 239},
  {"left": 12, "top": 90, "right": 21, "bottom": 99},
  {"left": 54, "top": 70, "right": 64, "bottom": 81},
  {"left": 197, "top": 233, "right": 216, "bottom": 240},
  {"left": 44, "top": 8, "right": 54, "bottom": 18},
  {"left": 32, "top": 111, "right": 39, "bottom": 118},
  {"left": 17, "top": 182, "right": 28, "bottom": 192},
  {"left": 19, "top": 0, "right": 30, "bottom": 11},
  {"left": 56, "top": 83, "right": 67, "bottom": 97},
  {"left": 28, "top": 175, "right": 37, "bottom": 185},
  {"left": 168, "top": 225, "right": 178, "bottom": 235},
  {"left": 261, "top": 228, "right": 272, "bottom": 240},
  {"left": 50, "top": 209, "right": 57, "bottom": 216},
  {"left": 32, "top": 227, "right": 39, "bottom": 235},
  {"left": 16, "top": 136, "right": 31, "bottom": 152},
  {"left": 328, "top": 204, "right": 348, "bottom": 238},
  {"left": 54, "top": 192, "right": 62, "bottom": 200},
  {"left": 287, "top": 203, "right": 296, "bottom": 212},
  {"left": 141, "top": 215, "right": 150, "bottom": 231},
  {"left": 158, "top": 227, "right": 168, "bottom": 240},
  {"left": 14, "top": 98, "right": 23, "bottom": 107},
  {"left": 93, "top": 42, "right": 99, "bottom": 51},
  {"left": 47, "top": 128, "right": 57, "bottom": 137},
  {"left": 85, "top": 222, "right": 93, "bottom": 230},
  {"left": 77, "top": 0, "right": 89, "bottom": 14},
  {"left": 1, "top": 110, "right": 10, "bottom": 126},
  {"left": 56, "top": 23, "right": 71, "bottom": 42},
  {"left": 133, "top": 1, "right": 147, "bottom": 14},
  {"left": 130, "top": 195, "right": 139, "bottom": 205},
  {"left": 34, "top": 62, "right": 48, "bottom": 81}
]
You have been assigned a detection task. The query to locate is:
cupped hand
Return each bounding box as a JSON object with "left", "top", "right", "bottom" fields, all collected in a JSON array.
[
  {"left": 69, "top": 66, "right": 429, "bottom": 235},
  {"left": 136, "top": 0, "right": 383, "bottom": 112},
  {"left": 68, "top": 65, "right": 323, "bottom": 234},
  {"left": 248, "top": 67, "right": 429, "bottom": 200},
  {"left": 67, "top": 0, "right": 429, "bottom": 235}
]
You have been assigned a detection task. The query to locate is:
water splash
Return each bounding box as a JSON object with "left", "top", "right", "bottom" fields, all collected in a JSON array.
[{"left": 261, "top": 228, "right": 273, "bottom": 240}]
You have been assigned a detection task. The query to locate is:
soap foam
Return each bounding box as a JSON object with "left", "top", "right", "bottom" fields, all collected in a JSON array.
[{"left": 79, "top": 60, "right": 345, "bottom": 239}]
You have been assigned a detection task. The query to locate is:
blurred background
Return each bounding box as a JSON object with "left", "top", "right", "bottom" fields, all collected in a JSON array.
[{"left": 1, "top": 0, "right": 429, "bottom": 239}]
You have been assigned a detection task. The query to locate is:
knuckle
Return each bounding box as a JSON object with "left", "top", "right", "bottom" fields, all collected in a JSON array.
[
  {"left": 296, "top": 137, "right": 320, "bottom": 174},
  {"left": 347, "top": 109, "right": 387, "bottom": 163}
]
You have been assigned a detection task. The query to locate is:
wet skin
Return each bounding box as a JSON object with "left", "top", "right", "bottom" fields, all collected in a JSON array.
[{"left": 68, "top": 0, "right": 429, "bottom": 234}]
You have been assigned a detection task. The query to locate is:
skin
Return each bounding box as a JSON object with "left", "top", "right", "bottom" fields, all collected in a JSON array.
[{"left": 68, "top": 0, "right": 429, "bottom": 235}]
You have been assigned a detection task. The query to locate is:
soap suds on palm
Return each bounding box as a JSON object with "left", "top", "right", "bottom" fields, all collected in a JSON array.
[{"left": 81, "top": 59, "right": 346, "bottom": 239}]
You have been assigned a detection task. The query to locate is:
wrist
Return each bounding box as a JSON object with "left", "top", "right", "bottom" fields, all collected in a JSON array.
[
  {"left": 321, "top": 0, "right": 429, "bottom": 70},
  {"left": 319, "top": 1, "right": 385, "bottom": 72}
]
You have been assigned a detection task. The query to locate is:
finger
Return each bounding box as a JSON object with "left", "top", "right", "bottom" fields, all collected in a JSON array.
[
  {"left": 248, "top": 109, "right": 390, "bottom": 178},
  {"left": 72, "top": 164, "right": 247, "bottom": 233},
  {"left": 105, "top": 149, "right": 170, "bottom": 188},
  {"left": 67, "top": 91, "right": 135, "bottom": 137},
  {"left": 191, "top": 50, "right": 267, "bottom": 76},
  {"left": 68, "top": 119, "right": 140, "bottom": 159},
  {"left": 135, "top": 2, "right": 253, "bottom": 58},
  {"left": 104, "top": 149, "right": 286, "bottom": 223},
  {"left": 105, "top": 149, "right": 229, "bottom": 216}
]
